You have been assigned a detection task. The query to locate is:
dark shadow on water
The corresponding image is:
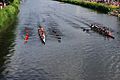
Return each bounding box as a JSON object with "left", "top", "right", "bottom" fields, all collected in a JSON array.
[
  {"left": 47, "top": 27, "right": 62, "bottom": 43},
  {"left": 0, "top": 20, "right": 18, "bottom": 79}
]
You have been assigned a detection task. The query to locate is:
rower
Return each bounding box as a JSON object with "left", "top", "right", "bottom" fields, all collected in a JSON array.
[
  {"left": 39, "top": 27, "right": 45, "bottom": 39},
  {"left": 90, "top": 24, "right": 94, "bottom": 28},
  {"left": 39, "top": 27, "right": 45, "bottom": 33},
  {"left": 107, "top": 31, "right": 112, "bottom": 36},
  {"left": 24, "top": 33, "right": 29, "bottom": 44}
]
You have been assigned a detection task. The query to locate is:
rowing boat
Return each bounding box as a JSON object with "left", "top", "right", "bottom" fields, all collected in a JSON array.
[
  {"left": 90, "top": 24, "right": 114, "bottom": 39},
  {"left": 38, "top": 26, "right": 46, "bottom": 44}
]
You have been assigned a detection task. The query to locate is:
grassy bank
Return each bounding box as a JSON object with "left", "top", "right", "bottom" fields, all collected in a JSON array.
[
  {"left": 55, "top": 0, "right": 119, "bottom": 13},
  {"left": 0, "top": 0, "right": 20, "bottom": 32}
]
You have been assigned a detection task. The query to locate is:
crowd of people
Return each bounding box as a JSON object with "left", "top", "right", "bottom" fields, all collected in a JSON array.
[
  {"left": 86, "top": 0, "right": 120, "bottom": 17},
  {"left": 87, "top": 0, "right": 120, "bottom": 6}
]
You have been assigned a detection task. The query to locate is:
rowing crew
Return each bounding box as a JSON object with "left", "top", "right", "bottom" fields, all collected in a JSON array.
[
  {"left": 90, "top": 24, "right": 114, "bottom": 39},
  {"left": 24, "top": 26, "right": 46, "bottom": 44},
  {"left": 38, "top": 26, "right": 46, "bottom": 44},
  {"left": 38, "top": 27, "right": 45, "bottom": 39}
]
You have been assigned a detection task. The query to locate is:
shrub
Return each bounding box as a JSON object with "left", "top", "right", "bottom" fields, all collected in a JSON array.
[
  {"left": 55, "top": 0, "right": 118, "bottom": 13},
  {"left": 0, "top": 0, "right": 20, "bottom": 30}
]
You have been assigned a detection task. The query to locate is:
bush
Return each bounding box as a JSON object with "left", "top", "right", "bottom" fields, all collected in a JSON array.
[
  {"left": 55, "top": 0, "right": 119, "bottom": 13},
  {"left": 79, "top": 1, "right": 111, "bottom": 13},
  {"left": 0, "top": 10, "right": 9, "bottom": 28},
  {"left": 0, "top": 0, "right": 20, "bottom": 30}
]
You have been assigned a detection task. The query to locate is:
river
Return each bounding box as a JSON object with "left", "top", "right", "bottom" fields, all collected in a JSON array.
[{"left": 0, "top": 0, "right": 120, "bottom": 80}]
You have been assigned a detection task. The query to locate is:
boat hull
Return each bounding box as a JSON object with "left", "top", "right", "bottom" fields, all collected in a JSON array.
[{"left": 38, "top": 29, "right": 45, "bottom": 44}]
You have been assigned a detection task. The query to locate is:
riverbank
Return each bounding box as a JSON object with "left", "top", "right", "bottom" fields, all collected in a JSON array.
[
  {"left": 109, "top": 9, "right": 120, "bottom": 17},
  {"left": 54, "top": 0, "right": 119, "bottom": 16},
  {"left": 0, "top": 0, "right": 20, "bottom": 32}
]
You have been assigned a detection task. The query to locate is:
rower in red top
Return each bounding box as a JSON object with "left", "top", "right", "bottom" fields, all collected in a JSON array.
[{"left": 24, "top": 33, "right": 29, "bottom": 44}]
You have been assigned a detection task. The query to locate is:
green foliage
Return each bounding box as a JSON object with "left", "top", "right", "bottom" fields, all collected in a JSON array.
[
  {"left": 0, "top": 0, "right": 20, "bottom": 30},
  {"left": 56, "top": 0, "right": 118, "bottom": 13},
  {"left": 0, "top": 10, "right": 9, "bottom": 28},
  {"left": 79, "top": 1, "right": 111, "bottom": 13},
  {"left": 9, "top": 0, "right": 14, "bottom": 3}
]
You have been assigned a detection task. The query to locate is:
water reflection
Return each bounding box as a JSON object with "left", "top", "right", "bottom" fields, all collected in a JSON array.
[{"left": 0, "top": 23, "right": 17, "bottom": 79}]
